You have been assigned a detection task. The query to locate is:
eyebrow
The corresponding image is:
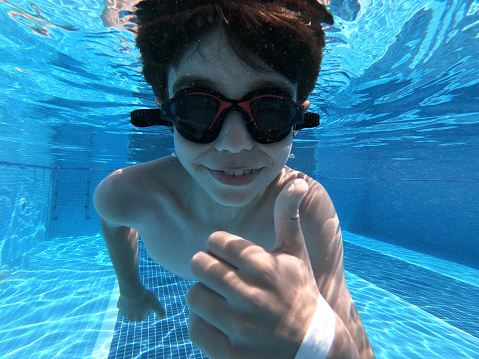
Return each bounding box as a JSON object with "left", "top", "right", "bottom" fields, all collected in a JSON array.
[
  {"left": 172, "top": 76, "right": 295, "bottom": 98},
  {"left": 252, "top": 80, "right": 295, "bottom": 96},
  {"left": 172, "top": 76, "right": 215, "bottom": 94}
]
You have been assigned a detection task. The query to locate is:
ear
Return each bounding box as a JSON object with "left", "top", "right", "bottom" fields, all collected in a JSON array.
[{"left": 302, "top": 100, "right": 311, "bottom": 112}]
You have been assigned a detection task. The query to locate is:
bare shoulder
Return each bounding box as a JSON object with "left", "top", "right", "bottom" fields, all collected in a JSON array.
[
  {"left": 280, "top": 167, "right": 337, "bottom": 230},
  {"left": 280, "top": 168, "right": 341, "bottom": 284},
  {"left": 283, "top": 169, "right": 375, "bottom": 357},
  {"left": 93, "top": 157, "right": 184, "bottom": 226},
  {"left": 279, "top": 167, "right": 331, "bottom": 199}
]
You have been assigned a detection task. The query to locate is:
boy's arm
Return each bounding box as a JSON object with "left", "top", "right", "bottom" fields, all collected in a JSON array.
[
  {"left": 296, "top": 275, "right": 374, "bottom": 359},
  {"left": 100, "top": 219, "right": 142, "bottom": 293},
  {"left": 94, "top": 170, "right": 165, "bottom": 321},
  {"left": 300, "top": 180, "right": 375, "bottom": 358},
  {"left": 100, "top": 218, "right": 165, "bottom": 321}
]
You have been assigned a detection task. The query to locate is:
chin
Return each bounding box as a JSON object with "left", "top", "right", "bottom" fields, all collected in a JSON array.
[{"left": 208, "top": 188, "right": 262, "bottom": 208}]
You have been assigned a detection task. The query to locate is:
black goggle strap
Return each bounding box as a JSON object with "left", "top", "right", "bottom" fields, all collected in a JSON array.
[
  {"left": 131, "top": 109, "right": 320, "bottom": 129},
  {"left": 130, "top": 108, "right": 171, "bottom": 127},
  {"left": 295, "top": 112, "right": 320, "bottom": 129}
]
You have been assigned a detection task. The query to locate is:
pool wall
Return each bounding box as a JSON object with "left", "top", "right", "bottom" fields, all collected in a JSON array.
[
  {"left": 2, "top": 123, "right": 477, "bottom": 269},
  {"left": 46, "top": 167, "right": 111, "bottom": 239},
  {"left": 312, "top": 127, "right": 479, "bottom": 267},
  {"left": 0, "top": 164, "right": 50, "bottom": 266}
]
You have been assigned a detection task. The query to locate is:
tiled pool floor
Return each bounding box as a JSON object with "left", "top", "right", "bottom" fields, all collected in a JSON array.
[
  {"left": 107, "top": 243, "right": 205, "bottom": 359},
  {"left": 0, "top": 236, "right": 117, "bottom": 359},
  {"left": 1, "top": 233, "right": 478, "bottom": 358}
]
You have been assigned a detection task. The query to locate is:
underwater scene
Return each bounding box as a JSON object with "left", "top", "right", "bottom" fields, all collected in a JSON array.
[{"left": 1, "top": 0, "right": 478, "bottom": 358}]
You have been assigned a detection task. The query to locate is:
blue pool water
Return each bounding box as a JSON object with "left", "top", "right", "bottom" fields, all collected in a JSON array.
[{"left": 1, "top": 0, "right": 478, "bottom": 358}]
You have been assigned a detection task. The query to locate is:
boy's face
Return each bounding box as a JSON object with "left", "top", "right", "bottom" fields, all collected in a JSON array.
[{"left": 166, "top": 28, "right": 297, "bottom": 207}]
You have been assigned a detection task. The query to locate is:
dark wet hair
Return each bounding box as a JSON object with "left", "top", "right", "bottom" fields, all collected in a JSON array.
[{"left": 135, "top": 0, "right": 334, "bottom": 102}]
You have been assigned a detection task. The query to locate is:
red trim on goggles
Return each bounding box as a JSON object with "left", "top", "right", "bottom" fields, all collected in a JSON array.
[{"left": 131, "top": 88, "right": 320, "bottom": 144}]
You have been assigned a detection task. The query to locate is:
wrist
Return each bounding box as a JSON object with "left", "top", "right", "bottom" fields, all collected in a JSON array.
[
  {"left": 118, "top": 281, "right": 146, "bottom": 298},
  {"left": 294, "top": 295, "right": 336, "bottom": 359}
]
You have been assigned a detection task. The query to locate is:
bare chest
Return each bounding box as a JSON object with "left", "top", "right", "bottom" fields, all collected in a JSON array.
[{"left": 136, "top": 209, "right": 277, "bottom": 280}]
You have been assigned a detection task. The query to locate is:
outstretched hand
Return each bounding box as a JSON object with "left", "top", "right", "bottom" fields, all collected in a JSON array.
[
  {"left": 187, "top": 179, "right": 320, "bottom": 359},
  {"left": 117, "top": 287, "right": 166, "bottom": 322}
]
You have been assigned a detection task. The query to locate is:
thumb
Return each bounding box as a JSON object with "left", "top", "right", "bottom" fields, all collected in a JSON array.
[
  {"left": 155, "top": 303, "right": 166, "bottom": 319},
  {"left": 272, "top": 178, "right": 309, "bottom": 257}
]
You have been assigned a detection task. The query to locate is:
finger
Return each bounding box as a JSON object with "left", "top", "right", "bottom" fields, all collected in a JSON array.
[
  {"left": 188, "top": 311, "right": 238, "bottom": 359},
  {"left": 118, "top": 306, "right": 147, "bottom": 322},
  {"left": 206, "top": 231, "right": 269, "bottom": 269},
  {"left": 154, "top": 303, "right": 166, "bottom": 319},
  {"left": 187, "top": 282, "right": 234, "bottom": 335},
  {"left": 272, "top": 179, "right": 309, "bottom": 257},
  {"left": 190, "top": 250, "right": 245, "bottom": 301},
  {"left": 145, "top": 289, "right": 167, "bottom": 319},
  {"left": 117, "top": 298, "right": 145, "bottom": 322}
]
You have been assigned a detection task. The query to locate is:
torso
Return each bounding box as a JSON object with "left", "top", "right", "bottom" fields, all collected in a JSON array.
[
  {"left": 96, "top": 156, "right": 333, "bottom": 281},
  {"left": 137, "top": 206, "right": 278, "bottom": 280},
  {"left": 105, "top": 156, "right": 295, "bottom": 280},
  {"left": 95, "top": 156, "right": 374, "bottom": 357}
]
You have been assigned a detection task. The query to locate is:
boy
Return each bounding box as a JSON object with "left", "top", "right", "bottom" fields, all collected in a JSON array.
[{"left": 94, "top": 1, "right": 375, "bottom": 358}]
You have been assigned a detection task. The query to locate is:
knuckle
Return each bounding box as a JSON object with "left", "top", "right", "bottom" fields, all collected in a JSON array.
[
  {"left": 189, "top": 251, "right": 208, "bottom": 276},
  {"left": 231, "top": 313, "right": 257, "bottom": 342},
  {"left": 248, "top": 259, "right": 277, "bottom": 286},
  {"left": 259, "top": 261, "right": 277, "bottom": 281},
  {"left": 243, "top": 287, "right": 265, "bottom": 308},
  {"left": 190, "top": 251, "right": 204, "bottom": 266},
  {"left": 208, "top": 230, "right": 228, "bottom": 244}
]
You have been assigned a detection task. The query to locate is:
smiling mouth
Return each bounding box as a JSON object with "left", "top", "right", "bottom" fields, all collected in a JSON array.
[
  {"left": 209, "top": 167, "right": 262, "bottom": 186},
  {"left": 221, "top": 169, "right": 257, "bottom": 177}
]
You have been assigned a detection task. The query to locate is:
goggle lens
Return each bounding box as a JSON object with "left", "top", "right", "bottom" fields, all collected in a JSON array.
[
  {"left": 129, "top": 89, "right": 320, "bottom": 142},
  {"left": 163, "top": 88, "right": 304, "bottom": 144},
  {"left": 169, "top": 94, "right": 221, "bottom": 142},
  {"left": 249, "top": 96, "right": 298, "bottom": 142}
]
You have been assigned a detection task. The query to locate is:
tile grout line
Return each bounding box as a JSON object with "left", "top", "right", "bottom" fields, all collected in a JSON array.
[
  {"left": 345, "top": 270, "right": 479, "bottom": 349},
  {"left": 342, "top": 231, "right": 479, "bottom": 289}
]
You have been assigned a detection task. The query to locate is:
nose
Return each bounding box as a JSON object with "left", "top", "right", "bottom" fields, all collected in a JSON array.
[{"left": 214, "top": 112, "right": 254, "bottom": 153}]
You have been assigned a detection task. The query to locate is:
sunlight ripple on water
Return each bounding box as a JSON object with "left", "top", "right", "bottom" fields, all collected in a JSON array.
[{"left": 1, "top": 0, "right": 478, "bottom": 165}]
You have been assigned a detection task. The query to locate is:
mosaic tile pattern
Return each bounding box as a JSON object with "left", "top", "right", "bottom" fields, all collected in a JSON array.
[
  {"left": 343, "top": 239, "right": 479, "bottom": 339},
  {"left": 3, "top": 232, "right": 478, "bottom": 358},
  {"left": 106, "top": 233, "right": 479, "bottom": 359},
  {"left": 0, "top": 235, "right": 117, "bottom": 359},
  {"left": 0, "top": 164, "right": 51, "bottom": 266},
  {"left": 345, "top": 272, "right": 479, "bottom": 359},
  {"left": 107, "top": 242, "right": 207, "bottom": 359},
  {"left": 343, "top": 232, "right": 479, "bottom": 288}
]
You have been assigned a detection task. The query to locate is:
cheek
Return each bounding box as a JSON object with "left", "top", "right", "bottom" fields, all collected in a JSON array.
[
  {"left": 174, "top": 129, "right": 199, "bottom": 151},
  {"left": 174, "top": 128, "right": 293, "bottom": 166},
  {"left": 173, "top": 130, "right": 212, "bottom": 169},
  {"left": 267, "top": 135, "right": 293, "bottom": 164},
  {"left": 174, "top": 131, "right": 196, "bottom": 163}
]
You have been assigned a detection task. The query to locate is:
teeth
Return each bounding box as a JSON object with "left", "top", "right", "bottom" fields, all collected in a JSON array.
[{"left": 223, "top": 169, "right": 256, "bottom": 177}]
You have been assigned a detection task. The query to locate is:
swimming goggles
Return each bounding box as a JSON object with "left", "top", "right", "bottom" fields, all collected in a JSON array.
[{"left": 131, "top": 88, "right": 320, "bottom": 144}]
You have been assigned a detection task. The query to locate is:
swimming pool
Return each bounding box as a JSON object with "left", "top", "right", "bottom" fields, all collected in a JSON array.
[{"left": 1, "top": 0, "right": 478, "bottom": 358}]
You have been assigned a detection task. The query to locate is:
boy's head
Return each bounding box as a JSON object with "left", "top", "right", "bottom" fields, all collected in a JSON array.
[{"left": 135, "top": 0, "right": 334, "bottom": 103}]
